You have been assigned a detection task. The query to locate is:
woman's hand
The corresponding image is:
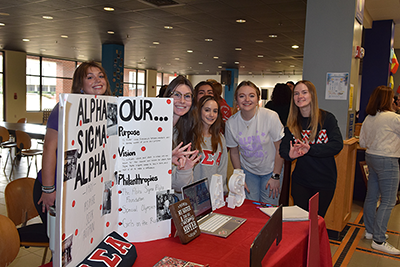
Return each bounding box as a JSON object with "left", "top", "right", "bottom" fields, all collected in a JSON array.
[
  {"left": 288, "top": 139, "right": 310, "bottom": 159},
  {"left": 38, "top": 191, "right": 56, "bottom": 213},
  {"left": 172, "top": 142, "right": 198, "bottom": 169},
  {"left": 266, "top": 179, "right": 281, "bottom": 199},
  {"left": 177, "top": 149, "right": 201, "bottom": 170}
]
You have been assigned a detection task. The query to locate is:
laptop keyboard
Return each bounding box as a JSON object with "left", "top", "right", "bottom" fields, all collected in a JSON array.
[{"left": 200, "top": 214, "right": 232, "bottom": 232}]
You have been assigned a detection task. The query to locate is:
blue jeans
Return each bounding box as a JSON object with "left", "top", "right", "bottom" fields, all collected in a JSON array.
[
  {"left": 364, "top": 153, "right": 399, "bottom": 243},
  {"left": 243, "top": 168, "right": 283, "bottom": 205}
]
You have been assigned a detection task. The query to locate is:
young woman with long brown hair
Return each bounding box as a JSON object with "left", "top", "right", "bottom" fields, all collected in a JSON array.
[{"left": 279, "top": 80, "right": 343, "bottom": 217}]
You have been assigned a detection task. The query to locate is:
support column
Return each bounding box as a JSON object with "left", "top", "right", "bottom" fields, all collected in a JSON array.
[
  {"left": 102, "top": 44, "right": 124, "bottom": 96},
  {"left": 302, "top": 0, "right": 362, "bottom": 234},
  {"left": 223, "top": 68, "right": 239, "bottom": 108}
]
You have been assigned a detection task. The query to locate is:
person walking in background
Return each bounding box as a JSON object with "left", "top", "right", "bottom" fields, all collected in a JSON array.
[
  {"left": 279, "top": 80, "right": 343, "bottom": 217},
  {"left": 359, "top": 85, "right": 400, "bottom": 255},
  {"left": 225, "top": 81, "right": 284, "bottom": 205},
  {"left": 265, "top": 83, "right": 292, "bottom": 126}
]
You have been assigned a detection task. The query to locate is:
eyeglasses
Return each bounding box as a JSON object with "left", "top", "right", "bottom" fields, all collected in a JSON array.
[{"left": 170, "top": 91, "right": 193, "bottom": 102}]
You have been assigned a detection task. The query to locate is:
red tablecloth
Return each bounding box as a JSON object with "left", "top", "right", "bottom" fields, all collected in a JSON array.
[{"left": 40, "top": 200, "right": 332, "bottom": 267}]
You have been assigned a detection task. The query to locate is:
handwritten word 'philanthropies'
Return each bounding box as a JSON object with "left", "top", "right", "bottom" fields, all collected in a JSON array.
[{"left": 117, "top": 173, "right": 158, "bottom": 186}]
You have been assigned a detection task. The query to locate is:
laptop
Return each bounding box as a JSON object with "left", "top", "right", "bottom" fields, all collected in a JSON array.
[{"left": 181, "top": 177, "right": 246, "bottom": 238}]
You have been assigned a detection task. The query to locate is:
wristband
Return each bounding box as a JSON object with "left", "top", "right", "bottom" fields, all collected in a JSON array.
[
  {"left": 42, "top": 185, "right": 56, "bottom": 194},
  {"left": 271, "top": 173, "right": 280, "bottom": 180}
]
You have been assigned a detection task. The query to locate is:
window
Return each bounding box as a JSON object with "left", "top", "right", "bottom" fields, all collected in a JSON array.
[
  {"left": 0, "top": 52, "right": 3, "bottom": 120},
  {"left": 123, "top": 68, "right": 146, "bottom": 97},
  {"left": 156, "top": 72, "right": 175, "bottom": 96},
  {"left": 26, "top": 56, "right": 76, "bottom": 111}
]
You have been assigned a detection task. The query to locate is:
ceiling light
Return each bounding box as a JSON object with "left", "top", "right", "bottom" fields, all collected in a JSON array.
[
  {"left": 255, "top": 40, "right": 263, "bottom": 43},
  {"left": 104, "top": 7, "right": 114, "bottom": 11},
  {"left": 218, "top": 66, "right": 222, "bottom": 69},
  {"left": 40, "top": 48, "right": 46, "bottom": 52},
  {"left": 249, "top": 72, "right": 252, "bottom": 74},
  {"left": 61, "top": 35, "right": 68, "bottom": 38},
  {"left": 107, "top": 31, "right": 114, "bottom": 34},
  {"left": 213, "top": 56, "right": 219, "bottom": 59},
  {"left": 149, "top": 46, "right": 156, "bottom": 48},
  {"left": 164, "top": 26, "right": 173, "bottom": 29},
  {"left": 205, "top": 38, "right": 213, "bottom": 42},
  {"left": 222, "top": 62, "right": 227, "bottom": 64},
  {"left": 275, "top": 60, "right": 281, "bottom": 63},
  {"left": 187, "top": 49, "right": 193, "bottom": 53},
  {"left": 290, "top": 65, "right": 295, "bottom": 67},
  {"left": 240, "top": 66, "right": 245, "bottom": 68},
  {"left": 292, "top": 45, "right": 299, "bottom": 49},
  {"left": 198, "top": 62, "right": 203, "bottom": 65},
  {"left": 42, "top": 15, "right": 53, "bottom": 20},
  {"left": 175, "top": 58, "right": 180, "bottom": 60},
  {"left": 153, "top": 41, "right": 160, "bottom": 45},
  {"left": 22, "top": 39, "right": 30, "bottom": 42},
  {"left": 257, "top": 55, "right": 264, "bottom": 58},
  {"left": 269, "top": 34, "right": 278, "bottom": 38},
  {"left": 0, "top": 13, "right": 9, "bottom": 16},
  {"left": 0, "top": 23, "right": 4, "bottom": 26},
  {"left": 236, "top": 19, "right": 246, "bottom": 23},
  {"left": 235, "top": 62, "right": 239, "bottom": 64},
  {"left": 205, "top": 70, "right": 209, "bottom": 72},
  {"left": 166, "top": 63, "right": 171, "bottom": 66},
  {"left": 78, "top": 55, "right": 85, "bottom": 58},
  {"left": 235, "top": 47, "right": 242, "bottom": 51}
]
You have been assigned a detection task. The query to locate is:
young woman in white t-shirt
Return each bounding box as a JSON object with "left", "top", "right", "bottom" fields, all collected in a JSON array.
[{"left": 225, "top": 81, "right": 284, "bottom": 205}]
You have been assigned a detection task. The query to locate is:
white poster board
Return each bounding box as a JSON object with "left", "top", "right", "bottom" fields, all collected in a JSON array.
[{"left": 54, "top": 94, "right": 173, "bottom": 266}]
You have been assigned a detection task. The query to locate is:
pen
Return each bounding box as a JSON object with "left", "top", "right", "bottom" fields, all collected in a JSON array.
[{"left": 252, "top": 202, "right": 274, "bottom": 207}]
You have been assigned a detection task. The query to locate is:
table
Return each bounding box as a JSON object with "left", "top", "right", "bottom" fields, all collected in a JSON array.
[
  {"left": 0, "top": 122, "right": 46, "bottom": 140},
  {"left": 39, "top": 200, "right": 333, "bottom": 267}
]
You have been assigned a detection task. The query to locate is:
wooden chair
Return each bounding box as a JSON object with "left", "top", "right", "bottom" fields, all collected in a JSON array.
[
  {"left": 17, "top": 118, "right": 27, "bottom": 123},
  {"left": 0, "top": 126, "right": 17, "bottom": 175},
  {"left": 10, "top": 130, "right": 43, "bottom": 178},
  {"left": 4, "top": 177, "right": 49, "bottom": 265},
  {"left": 0, "top": 214, "right": 20, "bottom": 267}
]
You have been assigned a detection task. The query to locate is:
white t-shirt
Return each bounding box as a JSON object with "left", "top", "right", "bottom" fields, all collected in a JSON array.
[
  {"left": 359, "top": 111, "right": 400, "bottom": 158},
  {"left": 225, "top": 107, "right": 284, "bottom": 175}
]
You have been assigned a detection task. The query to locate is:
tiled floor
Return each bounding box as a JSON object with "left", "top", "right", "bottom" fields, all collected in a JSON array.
[{"left": 1, "top": 147, "right": 400, "bottom": 266}]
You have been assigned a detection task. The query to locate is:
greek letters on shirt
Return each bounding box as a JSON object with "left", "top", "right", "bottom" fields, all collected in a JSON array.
[
  {"left": 200, "top": 150, "right": 222, "bottom": 166},
  {"left": 300, "top": 129, "right": 328, "bottom": 144}
]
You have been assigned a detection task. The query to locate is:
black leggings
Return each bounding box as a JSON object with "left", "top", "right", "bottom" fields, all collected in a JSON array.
[
  {"left": 33, "top": 178, "right": 48, "bottom": 229},
  {"left": 291, "top": 181, "right": 335, "bottom": 217}
]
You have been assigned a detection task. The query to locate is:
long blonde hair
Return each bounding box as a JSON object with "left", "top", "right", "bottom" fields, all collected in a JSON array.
[{"left": 287, "top": 80, "right": 322, "bottom": 141}]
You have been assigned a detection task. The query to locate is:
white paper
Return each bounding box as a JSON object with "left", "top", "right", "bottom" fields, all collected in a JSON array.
[{"left": 260, "top": 205, "right": 309, "bottom": 221}]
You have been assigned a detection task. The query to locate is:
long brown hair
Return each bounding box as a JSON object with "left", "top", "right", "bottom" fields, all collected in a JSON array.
[
  {"left": 365, "top": 85, "right": 394, "bottom": 116},
  {"left": 71, "top": 61, "right": 111, "bottom": 95},
  {"left": 287, "top": 80, "right": 322, "bottom": 141},
  {"left": 192, "top": 96, "right": 222, "bottom": 153},
  {"left": 164, "top": 75, "right": 194, "bottom": 147}
]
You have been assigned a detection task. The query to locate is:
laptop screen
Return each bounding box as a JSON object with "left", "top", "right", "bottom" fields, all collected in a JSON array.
[{"left": 181, "top": 178, "right": 212, "bottom": 219}]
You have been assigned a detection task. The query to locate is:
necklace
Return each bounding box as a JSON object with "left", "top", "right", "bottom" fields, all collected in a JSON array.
[{"left": 241, "top": 108, "right": 258, "bottom": 129}]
